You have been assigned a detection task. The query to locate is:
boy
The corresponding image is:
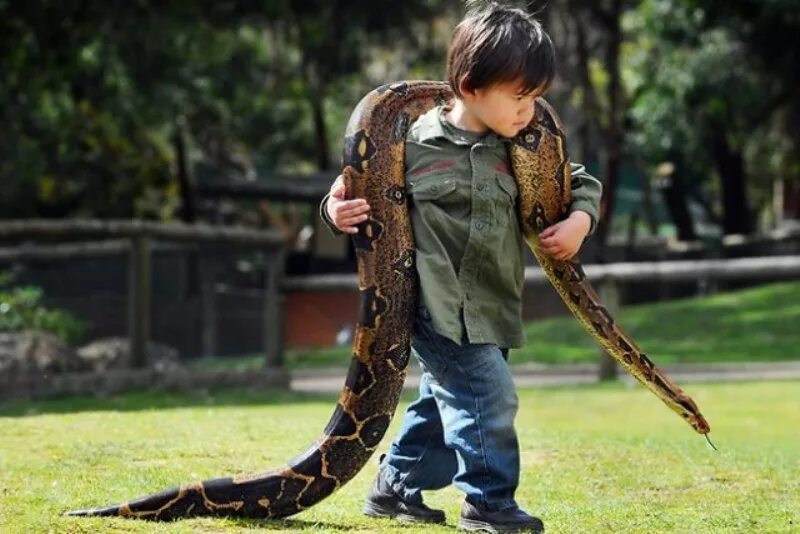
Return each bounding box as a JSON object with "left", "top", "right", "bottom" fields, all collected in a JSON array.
[{"left": 320, "top": 3, "right": 602, "bottom": 532}]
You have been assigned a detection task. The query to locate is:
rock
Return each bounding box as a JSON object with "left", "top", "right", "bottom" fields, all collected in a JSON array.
[
  {"left": 76, "top": 338, "right": 181, "bottom": 372},
  {"left": 0, "top": 332, "right": 182, "bottom": 385},
  {"left": 0, "top": 330, "right": 85, "bottom": 380}
]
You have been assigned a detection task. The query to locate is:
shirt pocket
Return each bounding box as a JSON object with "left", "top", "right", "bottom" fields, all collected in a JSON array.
[
  {"left": 494, "top": 171, "right": 519, "bottom": 225},
  {"left": 409, "top": 172, "right": 458, "bottom": 204}
]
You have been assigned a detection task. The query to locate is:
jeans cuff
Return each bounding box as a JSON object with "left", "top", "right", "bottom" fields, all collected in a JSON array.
[
  {"left": 479, "top": 498, "right": 518, "bottom": 512},
  {"left": 381, "top": 462, "right": 423, "bottom": 504}
]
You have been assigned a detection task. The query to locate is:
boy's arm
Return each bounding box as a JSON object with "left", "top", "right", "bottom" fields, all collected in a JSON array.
[
  {"left": 319, "top": 193, "right": 344, "bottom": 236},
  {"left": 568, "top": 162, "right": 603, "bottom": 236},
  {"left": 320, "top": 176, "right": 371, "bottom": 235}
]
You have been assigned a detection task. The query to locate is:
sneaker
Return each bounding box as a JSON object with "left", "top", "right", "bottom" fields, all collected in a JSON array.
[
  {"left": 363, "top": 454, "right": 446, "bottom": 524},
  {"left": 458, "top": 500, "right": 544, "bottom": 533}
]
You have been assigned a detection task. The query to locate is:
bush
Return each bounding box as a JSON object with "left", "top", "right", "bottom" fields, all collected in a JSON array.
[{"left": 0, "top": 274, "right": 86, "bottom": 344}]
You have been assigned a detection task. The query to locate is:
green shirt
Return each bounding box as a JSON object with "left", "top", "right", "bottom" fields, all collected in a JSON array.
[{"left": 321, "top": 104, "right": 602, "bottom": 348}]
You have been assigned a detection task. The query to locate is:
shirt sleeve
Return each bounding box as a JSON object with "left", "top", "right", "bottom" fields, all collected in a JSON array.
[
  {"left": 318, "top": 192, "right": 344, "bottom": 236},
  {"left": 568, "top": 162, "right": 603, "bottom": 236}
]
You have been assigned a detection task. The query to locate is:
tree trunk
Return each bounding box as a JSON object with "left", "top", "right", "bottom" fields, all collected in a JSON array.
[
  {"left": 570, "top": 8, "right": 599, "bottom": 164},
  {"left": 784, "top": 179, "right": 800, "bottom": 220},
  {"left": 309, "top": 92, "right": 331, "bottom": 171},
  {"left": 173, "top": 118, "right": 196, "bottom": 223},
  {"left": 711, "top": 132, "right": 752, "bottom": 235},
  {"left": 635, "top": 163, "right": 660, "bottom": 236},
  {"left": 594, "top": 0, "right": 624, "bottom": 254},
  {"left": 660, "top": 163, "right": 697, "bottom": 241}
]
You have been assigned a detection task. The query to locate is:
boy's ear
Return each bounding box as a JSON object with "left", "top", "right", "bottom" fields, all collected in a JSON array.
[{"left": 458, "top": 75, "right": 476, "bottom": 99}]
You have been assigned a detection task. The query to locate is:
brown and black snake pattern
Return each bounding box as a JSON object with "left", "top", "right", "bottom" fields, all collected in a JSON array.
[{"left": 65, "top": 81, "right": 711, "bottom": 522}]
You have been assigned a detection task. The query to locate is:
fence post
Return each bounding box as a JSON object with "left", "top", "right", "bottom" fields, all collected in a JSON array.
[
  {"left": 263, "top": 246, "right": 286, "bottom": 369},
  {"left": 597, "top": 277, "right": 620, "bottom": 381},
  {"left": 199, "top": 256, "right": 218, "bottom": 357},
  {"left": 128, "top": 234, "right": 151, "bottom": 368}
]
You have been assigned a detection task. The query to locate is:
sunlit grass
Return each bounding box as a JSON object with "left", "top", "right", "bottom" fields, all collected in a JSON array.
[{"left": 0, "top": 380, "right": 797, "bottom": 533}]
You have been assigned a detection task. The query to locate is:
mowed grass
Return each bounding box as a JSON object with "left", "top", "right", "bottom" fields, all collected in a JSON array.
[
  {"left": 0, "top": 380, "right": 797, "bottom": 533},
  {"left": 195, "top": 280, "right": 800, "bottom": 370}
]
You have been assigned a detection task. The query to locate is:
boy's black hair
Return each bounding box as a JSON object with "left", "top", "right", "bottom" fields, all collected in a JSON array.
[{"left": 447, "top": 1, "right": 556, "bottom": 98}]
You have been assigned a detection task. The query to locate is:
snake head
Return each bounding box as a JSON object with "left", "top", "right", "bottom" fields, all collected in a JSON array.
[
  {"left": 675, "top": 394, "right": 711, "bottom": 434},
  {"left": 692, "top": 415, "right": 711, "bottom": 435}
]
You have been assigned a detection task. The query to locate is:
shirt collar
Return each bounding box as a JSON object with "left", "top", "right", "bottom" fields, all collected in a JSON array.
[{"left": 414, "top": 105, "right": 510, "bottom": 147}]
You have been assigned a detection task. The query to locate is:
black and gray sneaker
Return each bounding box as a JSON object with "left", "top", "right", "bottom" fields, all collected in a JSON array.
[
  {"left": 363, "top": 455, "right": 446, "bottom": 524},
  {"left": 459, "top": 499, "right": 544, "bottom": 533}
]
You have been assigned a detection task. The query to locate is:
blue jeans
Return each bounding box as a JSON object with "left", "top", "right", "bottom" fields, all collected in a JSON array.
[{"left": 381, "top": 315, "right": 520, "bottom": 511}]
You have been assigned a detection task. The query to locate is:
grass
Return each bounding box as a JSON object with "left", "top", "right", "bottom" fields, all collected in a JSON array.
[
  {"left": 0, "top": 380, "right": 797, "bottom": 533},
  {"left": 191, "top": 280, "right": 800, "bottom": 371}
]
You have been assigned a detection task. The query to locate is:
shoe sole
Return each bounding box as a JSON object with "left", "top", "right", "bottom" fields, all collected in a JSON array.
[
  {"left": 363, "top": 501, "right": 446, "bottom": 524},
  {"left": 459, "top": 517, "right": 544, "bottom": 533}
]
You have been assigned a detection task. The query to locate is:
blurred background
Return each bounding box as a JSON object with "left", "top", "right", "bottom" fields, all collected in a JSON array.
[{"left": 1, "top": 0, "right": 799, "bottom": 395}]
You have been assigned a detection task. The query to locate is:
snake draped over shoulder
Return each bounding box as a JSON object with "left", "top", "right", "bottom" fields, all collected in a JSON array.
[{"left": 65, "top": 81, "right": 712, "bottom": 522}]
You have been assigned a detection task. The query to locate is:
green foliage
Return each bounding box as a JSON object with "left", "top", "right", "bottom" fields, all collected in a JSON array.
[
  {"left": 0, "top": 1, "right": 457, "bottom": 219},
  {"left": 2, "top": 0, "right": 797, "bottom": 230},
  {"left": 627, "top": 2, "right": 757, "bottom": 171},
  {"left": 625, "top": 0, "right": 800, "bottom": 230},
  {"left": 0, "top": 276, "right": 86, "bottom": 344}
]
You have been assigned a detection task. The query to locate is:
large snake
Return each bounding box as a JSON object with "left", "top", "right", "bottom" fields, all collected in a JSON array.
[{"left": 65, "top": 81, "right": 712, "bottom": 521}]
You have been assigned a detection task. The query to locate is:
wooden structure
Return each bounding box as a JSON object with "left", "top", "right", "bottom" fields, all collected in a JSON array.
[{"left": 0, "top": 220, "right": 285, "bottom": 369}]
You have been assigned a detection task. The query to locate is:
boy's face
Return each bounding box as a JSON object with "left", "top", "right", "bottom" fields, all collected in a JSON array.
[{"left": 462, "top": 78, "right": 544, "bottom": 138}]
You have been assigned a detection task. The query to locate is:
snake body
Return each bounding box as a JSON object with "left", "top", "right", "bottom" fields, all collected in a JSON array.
[{"left": 65, "top": 81, "right": 710, "bottom": 521}]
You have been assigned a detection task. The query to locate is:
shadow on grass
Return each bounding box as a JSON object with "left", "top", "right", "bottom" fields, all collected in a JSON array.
[
  {"left": 0, "top": 385, "right": 424, "bottom": 418},
  {"left": 222, "top": 517, "right": 425, "bottom": 531},
  {"left": 0, "top": 386, "right": 336, "bottom": 417},
  {"left": 59, "top": 514, "right": 429, "bottom": 532}
]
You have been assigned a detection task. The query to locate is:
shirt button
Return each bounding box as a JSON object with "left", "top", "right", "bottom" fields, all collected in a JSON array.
[
  {"left": 431, "top": 185, "right": 439, "bottom": 193},
  {"left": 477, "top": 183, "right": 485, "bottom": 191},
  {"left": 476, "top": 222, "right": 484, "bottom": 230}
]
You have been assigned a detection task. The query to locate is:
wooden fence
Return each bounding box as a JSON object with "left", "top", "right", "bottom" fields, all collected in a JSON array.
[{"left": 0, "top": 220, "right": 285, "bottom": 368}]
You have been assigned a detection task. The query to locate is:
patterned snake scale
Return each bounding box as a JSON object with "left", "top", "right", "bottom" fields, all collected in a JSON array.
[{"left": 65, "top": 81, "right": 711, "bottom": 521}]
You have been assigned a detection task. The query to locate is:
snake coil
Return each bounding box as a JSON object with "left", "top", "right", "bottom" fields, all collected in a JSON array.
[{"left": 65, "top": 81, "right": 711, "bottom": 521}]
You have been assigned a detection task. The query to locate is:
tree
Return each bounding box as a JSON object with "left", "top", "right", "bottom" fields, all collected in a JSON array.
[
  {"left": 689, "top": 0, "right": 800, "bottom": 224},
  {"left": 627, "top": 0, "right": 791, "bottom": 237},
  {"left": 544, "top": 0, "right": 637, "bottom": 254},
  {"left": 0, "top": 1, "right": 459, "bottom": 219}
]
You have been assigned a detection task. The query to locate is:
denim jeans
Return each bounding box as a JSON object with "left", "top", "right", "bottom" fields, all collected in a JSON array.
[{"left": 380, "top": 314, "right": 521, "bottom": 512}]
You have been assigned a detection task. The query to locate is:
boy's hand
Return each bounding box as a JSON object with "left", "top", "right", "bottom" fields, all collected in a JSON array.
[
  {"left": 538, "top": 211, "right": 592, "bottom": 261},
  {"left": 326, "top": 175, "right": 371, "bottom": 234}
]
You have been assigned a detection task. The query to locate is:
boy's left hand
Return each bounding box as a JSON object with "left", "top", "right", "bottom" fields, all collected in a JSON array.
[{"left": 538, "top": 211, "right": 592, "bottom": 261}]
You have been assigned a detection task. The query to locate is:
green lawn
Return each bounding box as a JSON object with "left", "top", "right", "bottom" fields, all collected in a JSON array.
[
  {"left": 0, "top": 380, "right": 797, "bottom": 533},
  {"left": 193, "top": 280, "right": 800, "bottom": 371}
]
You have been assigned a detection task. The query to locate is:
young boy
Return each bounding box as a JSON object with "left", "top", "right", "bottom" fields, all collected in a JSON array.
[{"left": 320, "top": 3, "right": 602, "bottom": 532}]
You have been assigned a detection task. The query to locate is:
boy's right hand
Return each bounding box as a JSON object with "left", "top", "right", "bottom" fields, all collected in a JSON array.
[{"left": 326, "top": 174, "right": 371, "bottom": 234}]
